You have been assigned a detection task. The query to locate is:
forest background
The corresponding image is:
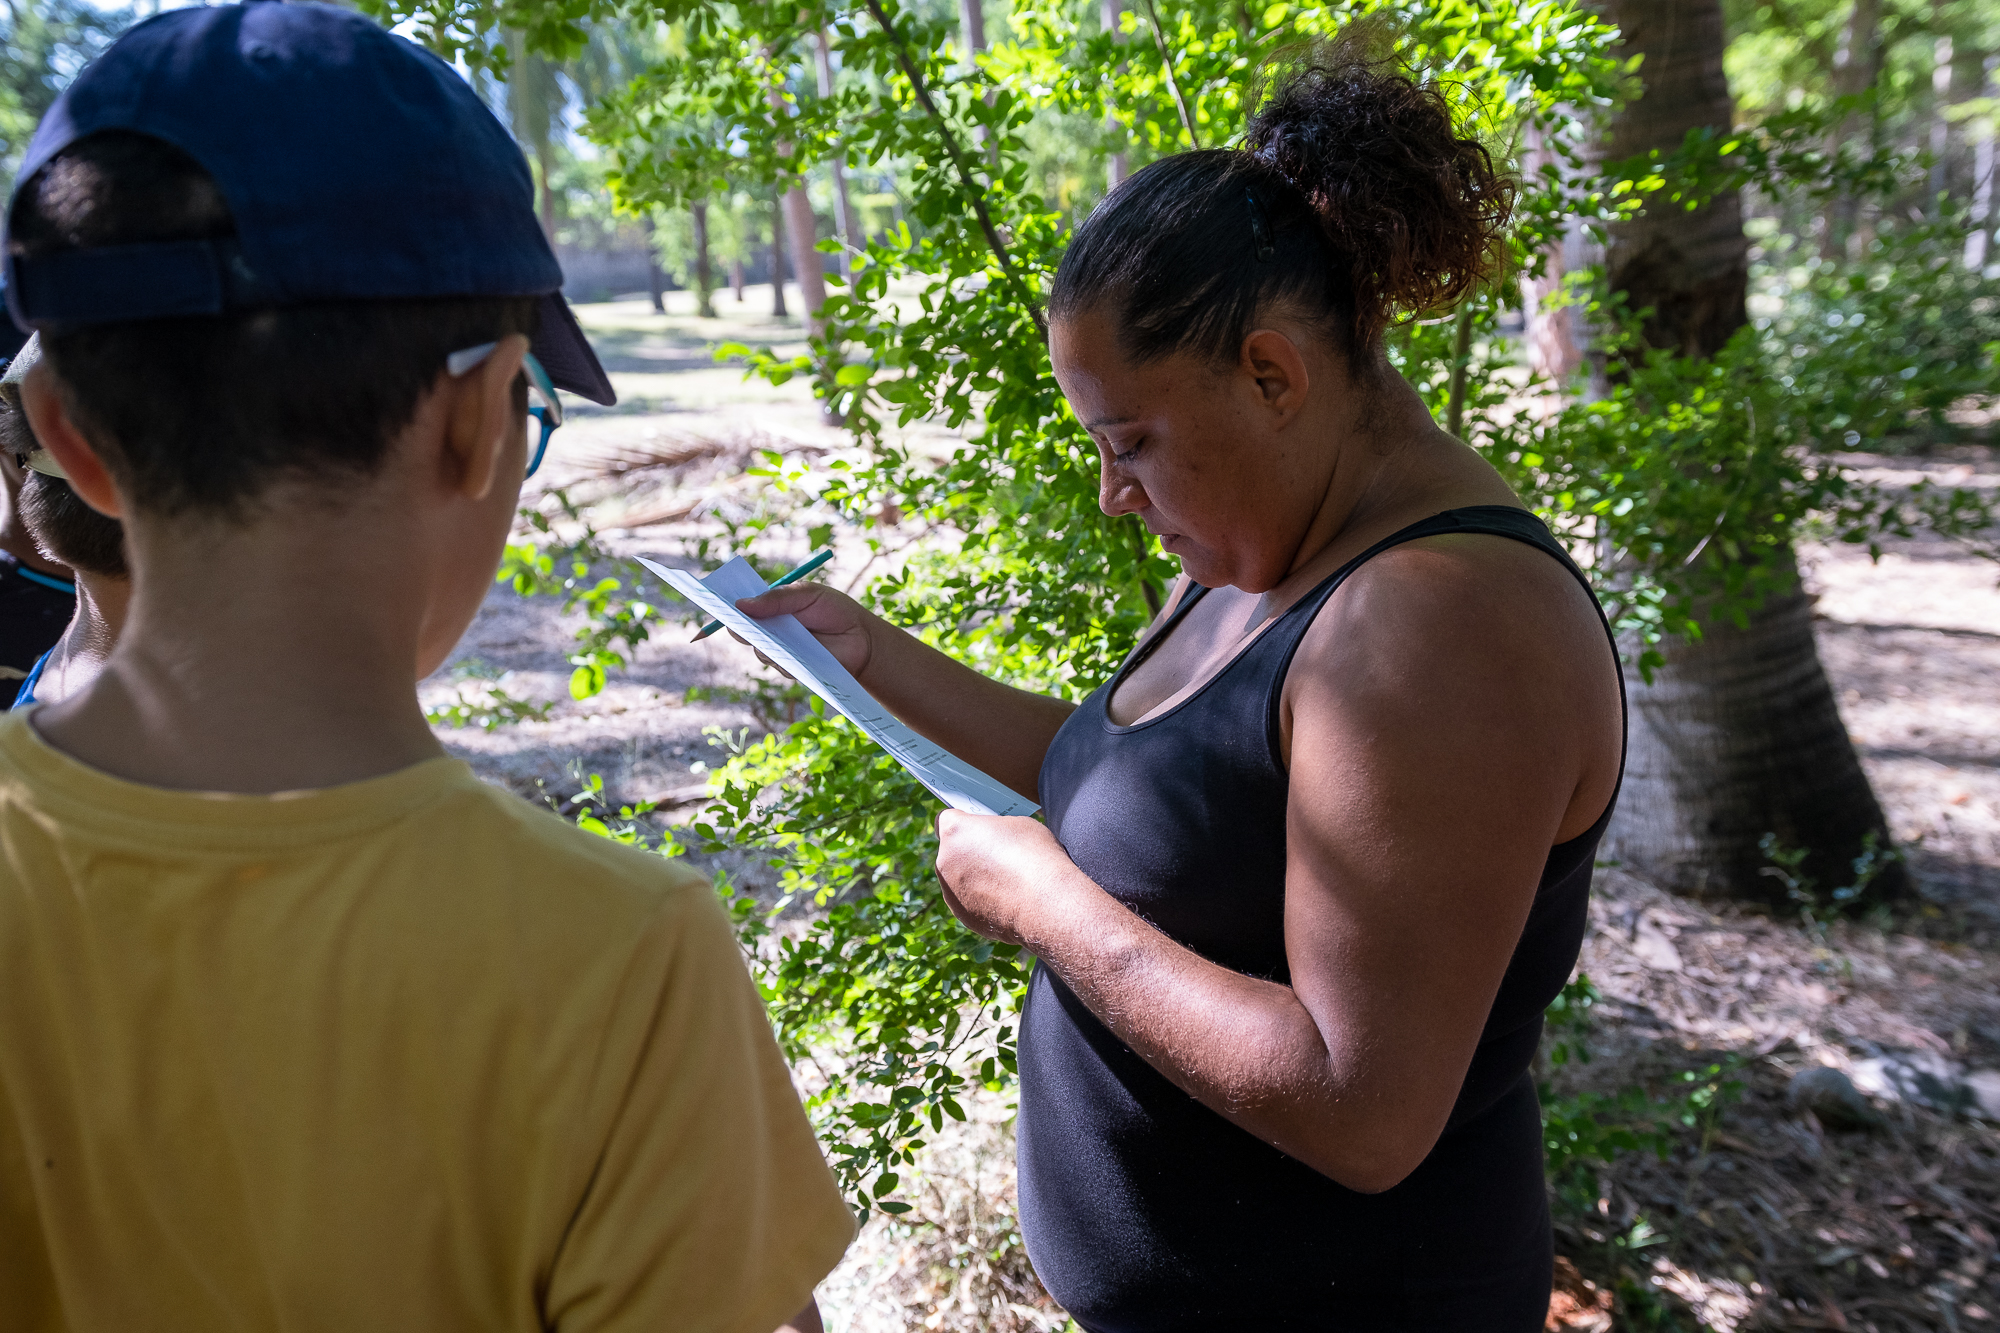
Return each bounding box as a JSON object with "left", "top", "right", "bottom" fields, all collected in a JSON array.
[{"left": 5, "top": 0, "right": 2000, "bottom": 1327}]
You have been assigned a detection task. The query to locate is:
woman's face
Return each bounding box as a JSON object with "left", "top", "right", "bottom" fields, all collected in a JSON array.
[{"left": 1049, "top": 307, "right": 1335, "bottom": 594}]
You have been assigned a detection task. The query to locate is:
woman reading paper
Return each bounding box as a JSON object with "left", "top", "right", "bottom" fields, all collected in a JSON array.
[{"left": 742, "top": 39, "right": 1625, "bottom": 1332}]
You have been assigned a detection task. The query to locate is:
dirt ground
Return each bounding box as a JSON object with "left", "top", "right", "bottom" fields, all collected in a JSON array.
[{"left": 433, "top": 298, "right": 2000, "bottom": 1331}]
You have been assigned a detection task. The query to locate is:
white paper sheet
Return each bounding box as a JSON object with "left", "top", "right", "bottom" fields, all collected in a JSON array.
[{"left": 638, "top": 556, "right": 1039, "bottom": 817}]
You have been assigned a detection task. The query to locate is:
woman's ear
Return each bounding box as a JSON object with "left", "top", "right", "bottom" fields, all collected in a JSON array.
[
  {"left": 1239, "top": 328, "right": 1311, "bottom": 424},
  {"left": 19, "top": 363, "right": 124, "bottom": 519}
]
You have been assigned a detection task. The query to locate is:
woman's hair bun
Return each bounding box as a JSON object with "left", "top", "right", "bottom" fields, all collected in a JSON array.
[
  {"left": 1049, "top": 27, "right": 1513, "bottom": 368},
  {"left": 1246, "top": 35, "right": 1514, "bottom": 349}
]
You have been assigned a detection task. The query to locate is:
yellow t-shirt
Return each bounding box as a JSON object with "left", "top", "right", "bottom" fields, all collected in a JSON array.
[{"left": 0, "top": 714, "right": 853, "bottom": 1333}]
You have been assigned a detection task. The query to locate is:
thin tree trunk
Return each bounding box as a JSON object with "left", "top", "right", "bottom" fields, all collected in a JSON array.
[
  {"left": 1593, "top": 0, "right": 1909, "bottom": 904},
  {"left": 535, "top": 141, "right": 559, "bottom": 244},
  {"left": 764, "top": 69, "right": 827, "bottom": 339},
  {"left": 1823, "top": 0, "right": 1884, "bottom": 259},
  {"left": 1969, "top": 55, "right": 1997, "bottom": 270},
  {"left": 769, "top": 201, "right": 788, "bottom": 317},
  {"left": 782, "top": 183, "right": 827, "bottom": 336},
  {"left": 692, "top": 200, "right": 716, "bottom": 318},
  {"left": 1104, "top": 0, "right": 1128, "bottom": 190},
  {"left": 644, "top": 214, "right": 666, "bottom": 314},
  {"left": 1930, "top": 34, "right": 1954, "bottom": 208},
  {"left": 961, "top": 0, "right": 995, "bottom": 160},
  {"left": 1520, "top": 123, "right": 1595, "bottom": 388},
  {"left": 815, "top": 28, "right": 866, "bottom": 273}
]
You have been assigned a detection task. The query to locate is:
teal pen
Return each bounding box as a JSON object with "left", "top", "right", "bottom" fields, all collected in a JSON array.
[{"left": 691, "top": 548, "right": 834, "bottom": 641}]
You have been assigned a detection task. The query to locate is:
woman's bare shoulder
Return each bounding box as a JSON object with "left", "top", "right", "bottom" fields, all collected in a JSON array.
[{"left": 1278, "top": 528, "right": 1620, "bottom": 814}]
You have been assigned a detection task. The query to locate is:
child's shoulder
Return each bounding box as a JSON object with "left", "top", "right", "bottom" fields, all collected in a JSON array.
[
  {"left": 399, "top": 768, "right": 717, "bottom": 922},
  {"left": 0, "top": 715, "right": 718, "bottom": 949}
]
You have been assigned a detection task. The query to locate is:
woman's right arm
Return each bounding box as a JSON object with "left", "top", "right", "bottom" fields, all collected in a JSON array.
[{"left": 736, "top": 583, "right": 1074, "bottom": 802}]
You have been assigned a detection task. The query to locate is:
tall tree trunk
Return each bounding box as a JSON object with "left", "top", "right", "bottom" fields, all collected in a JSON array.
[
  {"left": 769, "top": 200, "right": 788, "bottom": 317},
  {"left": 1594, "top": 0, "right": 1909, "bottom": 905},
  {"left": 1823, "top": 0, "right": 1884, "bottom": 259},
  {"left": 691, "top": 200, "right": 716, "bottom": 318},
  {"left": 1597, "top": 0, "right": 1747, "bottom": 361}
]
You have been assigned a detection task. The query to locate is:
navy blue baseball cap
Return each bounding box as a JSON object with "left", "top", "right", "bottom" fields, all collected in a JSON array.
[{"left": 2, "top": 0, "right": 615, "bottom": 406}]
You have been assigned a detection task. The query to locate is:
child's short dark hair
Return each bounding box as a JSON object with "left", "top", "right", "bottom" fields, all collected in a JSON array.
[{"left": 9, "top": 131, "right": 538, "bottom": 520}]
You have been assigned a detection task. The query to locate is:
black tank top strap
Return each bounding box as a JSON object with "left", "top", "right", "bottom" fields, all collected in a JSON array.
[{"left": 1255, "top": 505, "right": 1623, "bottom": 796}]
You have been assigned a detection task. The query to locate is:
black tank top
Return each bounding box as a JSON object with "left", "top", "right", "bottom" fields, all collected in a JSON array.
[{"left": 1021, "top": 507, "right": 1625, "bottom": 1332}]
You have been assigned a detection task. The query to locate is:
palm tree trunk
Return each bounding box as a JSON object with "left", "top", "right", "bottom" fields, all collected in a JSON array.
[
  {"left": 1593, "top": 0, "right": 1909, "bottom": 904},
  {"left": 1613, "top": 551, "right": 1902, "bottom": 903},
  {"left": 1597, "top": 0, "right": 1746, "bottom": 360}
]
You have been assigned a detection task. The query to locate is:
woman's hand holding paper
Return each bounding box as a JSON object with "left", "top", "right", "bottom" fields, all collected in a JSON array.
[
  {"left": 934, "top": 810, "right": 1090, "bottom": 949},
  {"left": 738, "top": 581, "right": 1076, "bottom": 802},
  {"left": 735, "top": 583, "right": 875, "bottom": 678}
]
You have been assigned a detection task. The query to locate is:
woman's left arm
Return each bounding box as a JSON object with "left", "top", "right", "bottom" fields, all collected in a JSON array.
[{"left": 935, "top": 541, "right": 1620, "bottom": 1193}]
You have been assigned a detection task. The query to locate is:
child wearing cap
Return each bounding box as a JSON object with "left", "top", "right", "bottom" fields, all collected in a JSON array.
[
  {"left": 0, "top": 6, "right": 853, "bottom": 1332},
  {"left": 0, "top": 334, "right": 129, "bottom": 707}
]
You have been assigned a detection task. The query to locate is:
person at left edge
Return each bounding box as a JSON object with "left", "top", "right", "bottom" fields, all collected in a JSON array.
[
  {"left": 0, "top": 290, "right": 72, "bottom": 704},
  {"left": 0, "top": 335, "right": 128, "bottom": 707}
]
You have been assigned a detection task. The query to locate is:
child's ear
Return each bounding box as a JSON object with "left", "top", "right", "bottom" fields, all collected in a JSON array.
[
  {"left": 19, "top": 363, "right": 124, "bottom": 519},
  {"left": 441, "top": 334, "right": 529, "bottom": 502}
]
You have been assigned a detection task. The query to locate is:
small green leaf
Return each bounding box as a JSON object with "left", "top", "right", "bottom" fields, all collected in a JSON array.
[{"left": 569, "top": 664, "right": 606, "bottom": 700}]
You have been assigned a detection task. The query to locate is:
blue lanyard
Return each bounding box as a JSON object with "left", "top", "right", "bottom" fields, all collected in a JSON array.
[{"left": 14, "top": 564, "right": 75, "bottom": 596}]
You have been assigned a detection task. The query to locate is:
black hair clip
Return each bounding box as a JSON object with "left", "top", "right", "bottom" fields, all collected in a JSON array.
[{"left": 1246, "top": 190, "right": 1275, "bottom": 263}]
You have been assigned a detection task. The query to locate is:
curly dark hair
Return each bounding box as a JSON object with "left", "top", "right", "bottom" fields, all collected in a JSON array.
[{"left": 1049, "top": 30, "right": 1515, "bottom": 367}]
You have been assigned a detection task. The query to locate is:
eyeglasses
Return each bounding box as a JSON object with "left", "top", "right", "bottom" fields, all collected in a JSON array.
[{"left": 446, "top": 342, "right": 564, "bottom": 478}]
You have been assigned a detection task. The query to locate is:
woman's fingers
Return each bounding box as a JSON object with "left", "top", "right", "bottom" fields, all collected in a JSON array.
[
  {"left": 738, "top": 582, "right": 861, "bottom": 634},
  {"left": 733, "top": 582, "right": 875, "bottom": 678}
]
